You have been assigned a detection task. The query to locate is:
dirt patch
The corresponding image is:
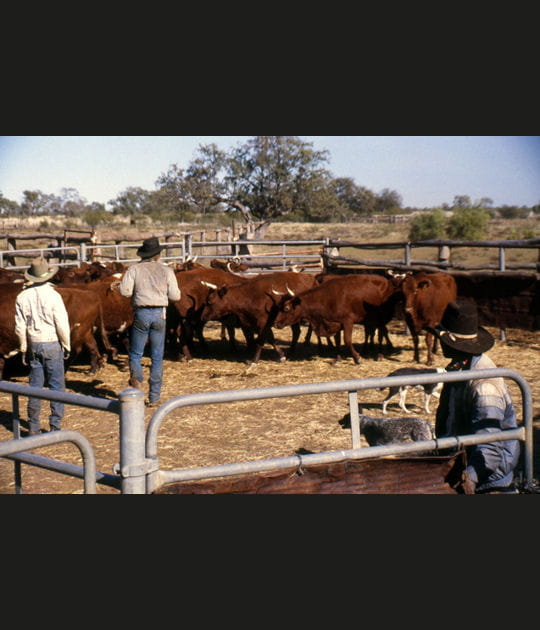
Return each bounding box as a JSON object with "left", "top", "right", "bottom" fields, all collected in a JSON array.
[{"left": 1, "top": 321, "right": 539, "bottom": 494}]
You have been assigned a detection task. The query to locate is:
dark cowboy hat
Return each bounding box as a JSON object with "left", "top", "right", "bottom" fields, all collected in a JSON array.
[
  {"left": 137, "top": 236, "right": 164, "bottom": 259},
  {"left": 24, "top": 257, "right": 58, "bottom": 284},
  {"left": 427, "top": 299, "right": 494, "bottom": 355}
]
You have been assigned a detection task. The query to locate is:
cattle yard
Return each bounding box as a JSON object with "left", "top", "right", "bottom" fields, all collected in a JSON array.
[
  {"left": 0, "top": 320, "right": 539, "bottom": 494},
  {"left": 0, "top": 220, "right": 539, "bottom": 494}
]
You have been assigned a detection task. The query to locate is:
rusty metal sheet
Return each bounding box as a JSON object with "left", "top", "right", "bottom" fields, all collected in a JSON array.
[{"left": 154, "top": 451, "right": 465, "bottom": 494}]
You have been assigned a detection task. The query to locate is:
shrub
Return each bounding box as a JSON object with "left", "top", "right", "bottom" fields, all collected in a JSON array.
[
  {"left": 447, "top": 207, "right": 490, "bottom": 241},
  {"left": 408, "top": 209, "right": 446, "bottom": 241}
]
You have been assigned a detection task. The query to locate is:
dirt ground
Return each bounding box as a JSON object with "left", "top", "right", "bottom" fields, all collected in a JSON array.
[{"left": 1, "top": 320, "right": 539, "bottom": 494}]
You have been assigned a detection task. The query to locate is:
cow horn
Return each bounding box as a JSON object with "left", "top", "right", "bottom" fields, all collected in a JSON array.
[
  {"left": 286, "top": 284, "right": 295, "bottom": 296},
  {"left": 271, "top": 288, "right": 284, "bottom": 295},
  {"left": 201, "top": 281, "right": 218, "bottom": 290},
  {"left": 226, "top": 262, "right": 233, "bottom": 272}
]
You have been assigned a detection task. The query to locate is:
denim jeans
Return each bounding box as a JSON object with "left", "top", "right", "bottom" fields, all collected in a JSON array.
[
  {"left": 129, "top": 307, "right": 166, "bottom": 403},
  {"left": 27, "top": 341, "right": 66, "bottom": 432}
]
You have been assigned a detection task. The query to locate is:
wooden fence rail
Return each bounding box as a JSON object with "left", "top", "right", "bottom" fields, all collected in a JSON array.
[{"left": 0, "top": 234, "right": 539, "bottom": 274}]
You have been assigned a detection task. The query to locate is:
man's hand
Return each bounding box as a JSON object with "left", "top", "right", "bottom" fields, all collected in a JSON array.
[{"left": 460, "top": 471, "right": 477, "bottom": 494}]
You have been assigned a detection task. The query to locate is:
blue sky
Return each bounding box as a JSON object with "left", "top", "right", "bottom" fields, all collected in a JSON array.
[{"left": 1, "top": 135, "right": 539, "bottom": 209}]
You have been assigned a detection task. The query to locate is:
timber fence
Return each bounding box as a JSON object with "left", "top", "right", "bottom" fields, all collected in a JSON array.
[{"left": 0, "top": 232, "right": 539, "bottom": 273}]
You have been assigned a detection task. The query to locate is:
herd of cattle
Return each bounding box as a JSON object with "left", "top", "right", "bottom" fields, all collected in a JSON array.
[{"left": 0, "top": 257, "right": 464, "bottom": 379}]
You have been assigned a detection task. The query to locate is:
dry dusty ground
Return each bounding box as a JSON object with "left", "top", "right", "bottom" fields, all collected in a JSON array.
[{"left": 1, "top": 321, "right": 539, "bottom": 494}]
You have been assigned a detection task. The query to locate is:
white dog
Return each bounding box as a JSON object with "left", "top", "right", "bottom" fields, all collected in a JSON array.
[{"left": 379, "top": 367, "right": 445, "bottom": 414}]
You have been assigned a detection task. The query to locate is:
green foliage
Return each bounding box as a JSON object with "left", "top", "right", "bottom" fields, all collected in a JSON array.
[
  {"left": 5, "top": 140, "right": 539, "bottom": 226},
  {"left": 408, "top": 209, "right": 447, "bottom": 241},
  {"left": 447, "top": 206, "right": 490, "bottom": 240},
  {"left": 497, "top": 205, "right": 530, "bottom": 219},
  {"left": 83, "top": 207, "right": 113, "bottom": 228}
]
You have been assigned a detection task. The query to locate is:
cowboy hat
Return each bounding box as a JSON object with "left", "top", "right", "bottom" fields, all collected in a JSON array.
[
  {"left": 427, "top": 299, "right": 494, "bottom": 355},
  {"left": 24, "top": 257, "right": 57, "bottom": 284},
  {"left": 137, "top": 237, "right": 163, "bottom": 259}
]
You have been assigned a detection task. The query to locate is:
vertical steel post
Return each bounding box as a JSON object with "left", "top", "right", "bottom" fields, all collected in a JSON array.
[
  {"left": 11, "top": 393, "right": 22, "bottom": 494},
  {"left": 118, "top": 387, "right": 146, "bottom": 494},
  {"left": 348, "top": 391, "right": 361, "bottom": 449}
]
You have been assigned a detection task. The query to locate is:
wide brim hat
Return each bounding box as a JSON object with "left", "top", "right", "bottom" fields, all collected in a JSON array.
[
  {"left": 137, "top": 236, "right": 163, "bottom": 259},
  {"left": 426, "top": 299, "right": 494, "bottom": 355},
  {"left": 24, "top": 257, "right": 57, "bottom": 284}
]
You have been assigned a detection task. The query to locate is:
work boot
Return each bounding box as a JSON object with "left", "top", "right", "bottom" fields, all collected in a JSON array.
[{"left": 128, "top": 377, "right": 143, "bottom": 389}]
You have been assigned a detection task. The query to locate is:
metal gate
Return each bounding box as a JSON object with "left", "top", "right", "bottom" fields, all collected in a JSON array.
[{"left": 0, "top": 368, "right": 535, "bottom": 494}]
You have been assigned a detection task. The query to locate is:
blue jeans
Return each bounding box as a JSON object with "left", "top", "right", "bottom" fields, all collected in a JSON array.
[
  {"left": 129, "top": 307, "right": 166, "bottom": 403},
  {"left": 27, "top": 341, "right": 66, "bottom": 432}
]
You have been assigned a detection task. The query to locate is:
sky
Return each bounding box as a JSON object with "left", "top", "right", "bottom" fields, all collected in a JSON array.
[{"left": 0, "top": 135, "right": 539, "bottom": 210}]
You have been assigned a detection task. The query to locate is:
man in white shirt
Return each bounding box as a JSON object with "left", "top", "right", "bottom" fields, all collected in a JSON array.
[{"left": 15, "top": 258, "right": 71, "bottom": 435}]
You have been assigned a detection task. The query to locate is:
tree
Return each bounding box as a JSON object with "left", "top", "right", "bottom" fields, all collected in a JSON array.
[
  {"left": 0, "top": 192, "right": 20, "bottom": 215},
  {"left": 222, "top": 136, "right": 337, "bottom": 221},
  {"left": 375, "top": 188, "right": 403, "bottom": 213},
  {"left": 108, "top": 187, "right": 153, "bottom": 216},
  {"left": 58, "top": 187, "right": 87, "bottom": 216},
  {"left": 20, "top": 190, "right": 60, "bottom": 215},
  {"left": 156, "top": 136, "right": 339, "bottom": 223},
  {"left": 330, "top": 178, "right": 378, "bottom": 218}
]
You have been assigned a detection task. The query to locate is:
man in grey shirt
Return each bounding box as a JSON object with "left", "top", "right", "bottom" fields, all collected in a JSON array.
[{"left": 119, "top": 237, "right": 180, "bottom": 407}]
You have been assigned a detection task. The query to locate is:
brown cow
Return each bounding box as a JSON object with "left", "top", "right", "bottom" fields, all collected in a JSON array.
[
  {"left": 55, "top": 287, "right": 113, "bottom": 374},
  {"left": 313, "top": 271, "right": 402, "bottom": 358},
  {"left": 400, "top": 271, "right": 458, "bottom": 365},
  {"left": 0, "top": 267, "right": 25, "bottom": 283},
  {"left": 0, "top": 283, "right": 111, "bottom": 378},
  {"left": 274, "top": 274, "right": 398, "bottom": 364},
  {"left": 169, "top": 266, "right": 252, "bottom": 361},
  {"left": 58, "top": 275, "right": 134, "bottom": 364},
  {"left": 54, "top": 261, "right": 126, "bottom": 284},
  {"left": 201, "top": 271, "right": 318, "bottom": 364}
]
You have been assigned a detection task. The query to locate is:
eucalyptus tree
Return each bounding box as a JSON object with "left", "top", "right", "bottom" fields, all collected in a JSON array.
[{"left": 156, "top": 136, "right": 342, "bottom": 223}]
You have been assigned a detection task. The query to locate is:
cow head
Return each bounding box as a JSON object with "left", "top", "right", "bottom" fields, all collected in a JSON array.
[
  {"left": 200, "top": 283, "right": 231, "bottom": 322},
  {"left": 401, "top": 274, "right": 435, "bottom": 332},
  {"left": 274, "top": 295, "right": 302, "bottom": 329}
]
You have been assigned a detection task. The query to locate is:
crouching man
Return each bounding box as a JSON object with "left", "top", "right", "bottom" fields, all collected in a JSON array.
[{"left": 427, "top": 299, "right": 520, "bottom": 494}]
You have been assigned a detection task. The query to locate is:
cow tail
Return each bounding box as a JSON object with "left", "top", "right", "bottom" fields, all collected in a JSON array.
[{"left": 97, "top": 299, "right": 114, "bottom": 360}]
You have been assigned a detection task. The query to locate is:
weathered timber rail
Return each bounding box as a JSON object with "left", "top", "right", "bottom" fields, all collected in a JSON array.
[{"left": 1, "top": 235, "right": 539, "bottom": 274}]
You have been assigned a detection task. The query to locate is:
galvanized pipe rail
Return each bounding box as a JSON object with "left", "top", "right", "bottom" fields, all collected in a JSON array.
[
  {"left": 0, "top": 430, "right": 98, "bottom": 493},
  {"left": 143, "top": 368, "right": 533, "bottom": 494},
  {"left": 0, "top": 380, "right": 123, "bottom": 493}
]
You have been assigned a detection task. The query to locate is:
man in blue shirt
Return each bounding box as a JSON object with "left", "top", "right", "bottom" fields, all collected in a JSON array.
[{"left": 428, "top": 299, "right": 520, "bottom": 494}]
